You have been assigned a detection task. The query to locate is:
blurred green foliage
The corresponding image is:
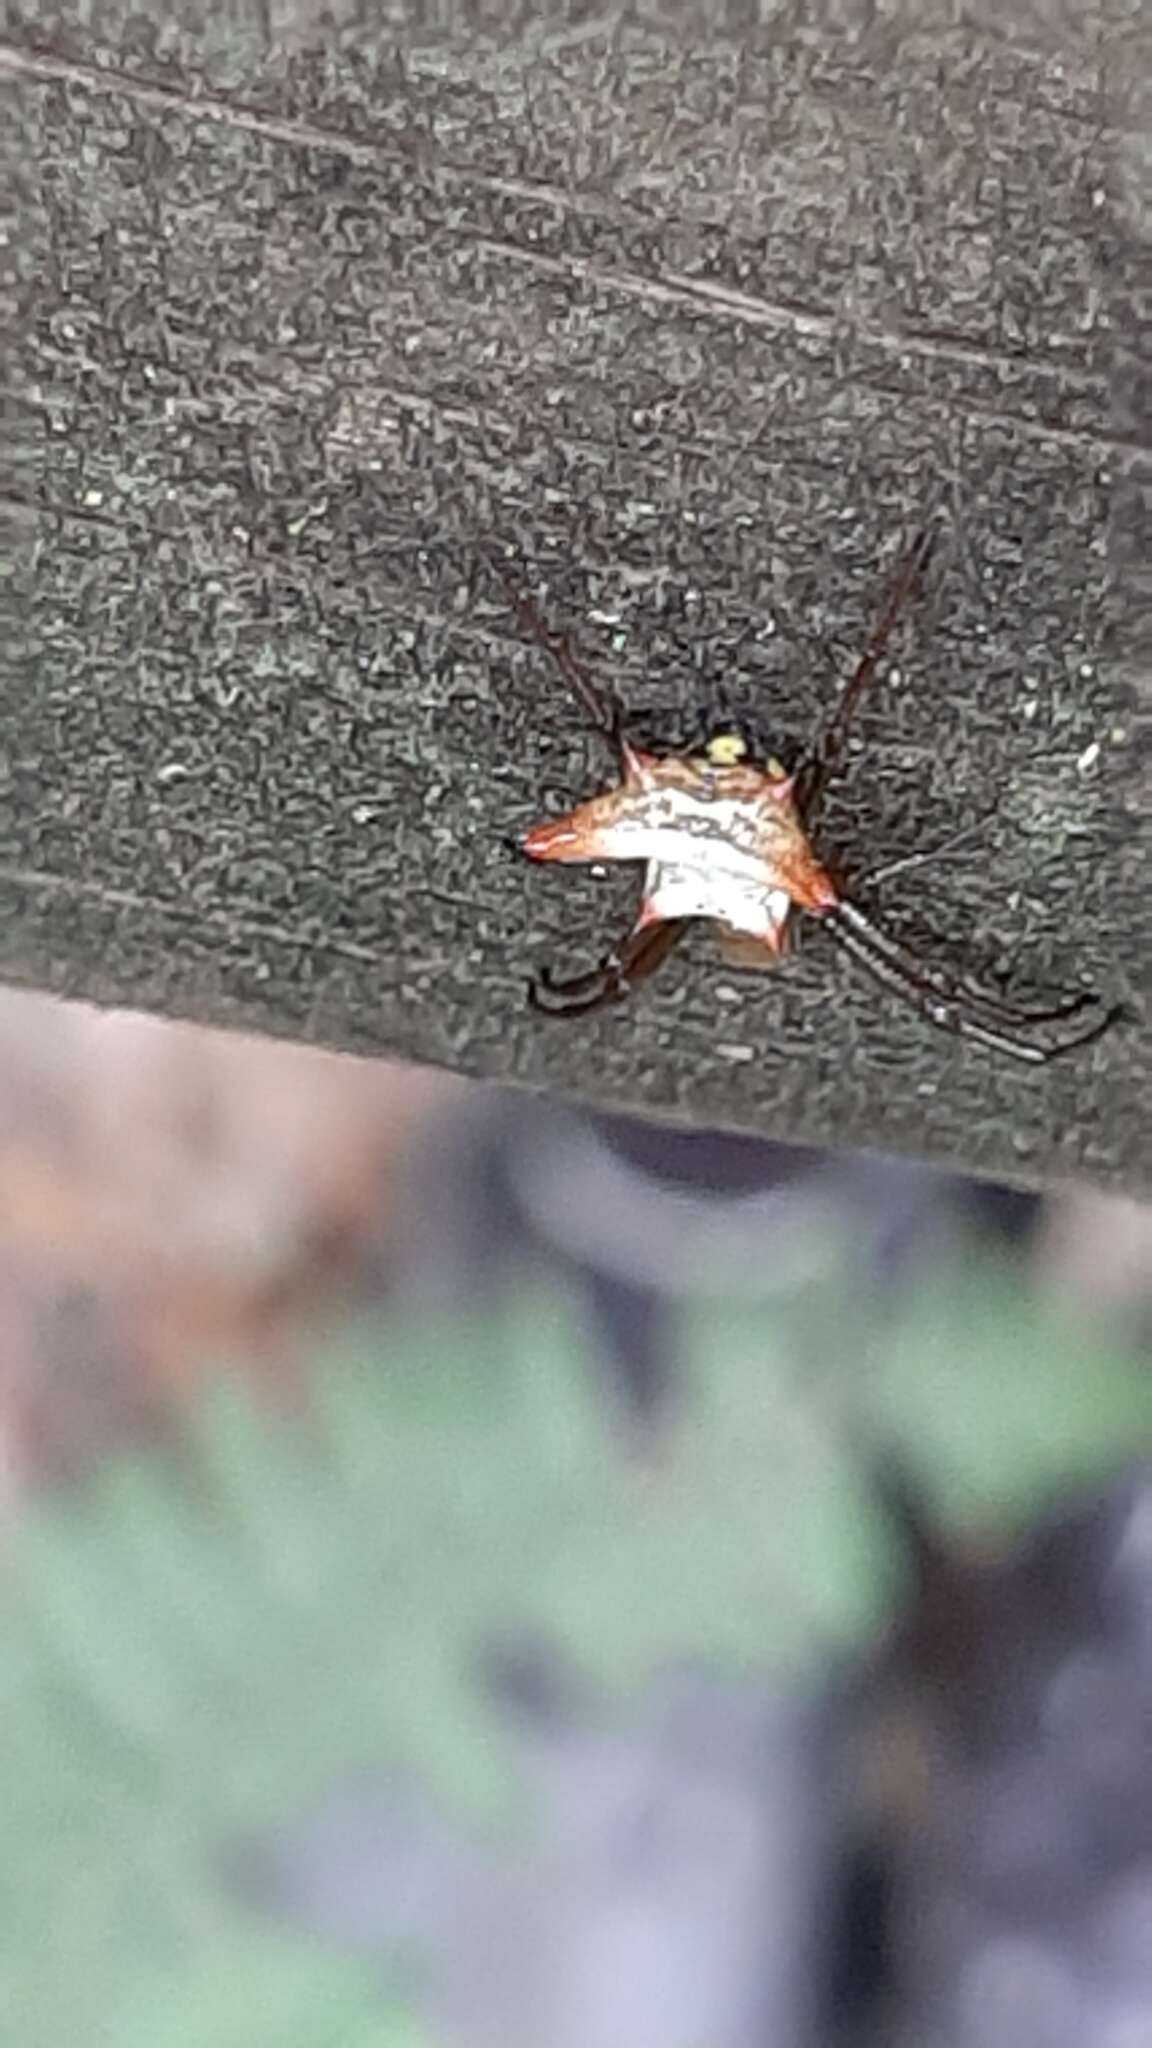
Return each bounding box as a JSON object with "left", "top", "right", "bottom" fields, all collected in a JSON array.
[{"left": 0, "top": 1257, "right": 1148, "bottom": 2046}]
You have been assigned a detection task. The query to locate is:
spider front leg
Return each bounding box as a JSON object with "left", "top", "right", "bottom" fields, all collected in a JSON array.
[
  {"left": 794, "top": 522, "right": 940, "bottom": 827},
  {"left": 485, "top": 546, "right": 628, "bottom": 766},
  {"left": 529, "top": 917, "right": 690, "bottom": 1016}
]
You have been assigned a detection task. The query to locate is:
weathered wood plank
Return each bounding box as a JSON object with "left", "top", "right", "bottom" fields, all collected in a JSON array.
[{"left": 5, "top": 3, "right": 1148, "bottom": 1190}]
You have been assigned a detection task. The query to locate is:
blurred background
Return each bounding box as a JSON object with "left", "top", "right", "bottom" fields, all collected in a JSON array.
[{"left": 0, "top": 984, "right": 1149, "bottom": 2048}]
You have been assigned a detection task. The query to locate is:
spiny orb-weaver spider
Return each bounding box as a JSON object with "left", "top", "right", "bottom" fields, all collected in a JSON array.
[{"left": 496, "top": 527, "right": 1117, "bottom": 1064}]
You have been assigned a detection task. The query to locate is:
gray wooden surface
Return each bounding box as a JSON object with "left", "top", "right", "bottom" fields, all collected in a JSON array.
[{"left": 5, "top": 3, "right": 1149, "bottom": 1192}]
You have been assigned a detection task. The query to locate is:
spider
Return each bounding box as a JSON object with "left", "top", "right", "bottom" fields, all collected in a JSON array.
[{"left": 495, "top": 526, "right": 1118, "bottom": 1065}]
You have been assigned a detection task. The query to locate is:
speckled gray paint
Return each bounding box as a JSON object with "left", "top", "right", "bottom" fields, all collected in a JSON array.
[{"left": 4, "top": 3, "right": 1149, "bottom": 1192}]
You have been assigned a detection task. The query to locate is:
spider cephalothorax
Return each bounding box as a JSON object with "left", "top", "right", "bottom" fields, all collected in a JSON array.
[{"left": 496, "top": 530, "right": 1117, "bottom": 1065}]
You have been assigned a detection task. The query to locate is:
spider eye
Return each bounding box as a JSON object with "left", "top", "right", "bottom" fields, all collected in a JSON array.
[{"left": 704, "top": 729, "right": 749, "bottom": 766}]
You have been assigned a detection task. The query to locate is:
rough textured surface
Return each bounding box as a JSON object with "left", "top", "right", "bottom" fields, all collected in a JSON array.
[{"left": 4, "top": 2, "right": 1149, "bottom": 1192}]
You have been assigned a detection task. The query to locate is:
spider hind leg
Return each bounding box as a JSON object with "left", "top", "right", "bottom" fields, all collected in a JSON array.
[{"left": 823, "top": 901, "right": 1118, "bottom": 1062}]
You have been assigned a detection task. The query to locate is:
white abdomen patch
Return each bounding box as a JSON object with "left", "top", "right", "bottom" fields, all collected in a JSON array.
[{"left": 643, "top": 860, "right": 790, "bottom": 942}]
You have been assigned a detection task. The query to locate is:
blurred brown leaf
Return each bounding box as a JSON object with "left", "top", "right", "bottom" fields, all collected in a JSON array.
[{"left": 0, "top": 988, "right": 461, "bottom": 1489}]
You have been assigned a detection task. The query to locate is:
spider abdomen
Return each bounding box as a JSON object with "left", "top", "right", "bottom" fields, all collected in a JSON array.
[
  {"left": 642, "top": 858, "right": 793, "bottom": 941},
  {"left": 523, "top": 763, "right": 838, "bottom": 919}
]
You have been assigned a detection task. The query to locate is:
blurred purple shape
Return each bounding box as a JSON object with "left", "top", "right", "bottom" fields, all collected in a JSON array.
[
  {"left": 233, "top": 1656, "right": 853, "bottom": 2048},
  {"left": 389, "top": 1091, "right": 1037, "bottom": 1425}
]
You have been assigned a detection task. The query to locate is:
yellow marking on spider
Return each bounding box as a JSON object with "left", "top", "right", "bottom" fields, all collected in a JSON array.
[{"left": 703, "top": 731, "right": 748, "bottom": 766}]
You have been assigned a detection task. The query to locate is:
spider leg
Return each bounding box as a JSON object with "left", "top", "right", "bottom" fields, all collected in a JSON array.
[
  {"left": 484, "top": 546, "right": 628, "bottom": 764},
  {"left": 822, "top": 904, "right": 1118, "bottom": 1062},
  {"left": 794, "top": 521, "right": 940, "bottom": 827},
  {"left": 823, "top": 920, "right": 1051, "bottom": 1063},
  {"left": 529, "top": 917, "right": 690, "bottom": 1017},
  {"left": 855, "top": 810, "right": 999, "bottom": 890},
  {"left": 831, "top": 898, "right": 1108, "bottom": 1030}
]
